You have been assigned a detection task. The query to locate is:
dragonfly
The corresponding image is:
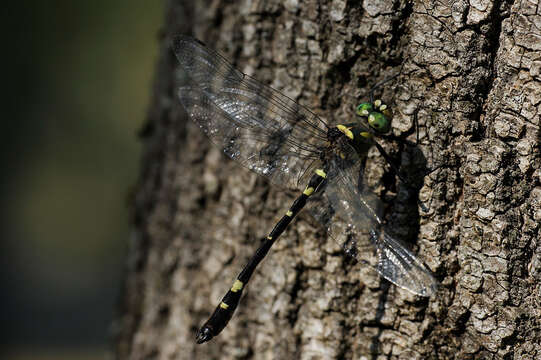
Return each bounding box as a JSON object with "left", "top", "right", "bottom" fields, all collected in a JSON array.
[{"left": 172, "top": 35, "right": 438, "bottom": 344}]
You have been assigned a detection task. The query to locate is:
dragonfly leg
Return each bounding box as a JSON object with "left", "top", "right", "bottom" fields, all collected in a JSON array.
[
  {"left": 373, "top": 141, "right": 413, "bottom": 188},
  {"left": 373, "top": 140, "right": 432, "bottom": 212},
  {"left": 368, "top": 59, "right": 409, "bottom": 104},
  {"left": 369, "top": 74, "right": 400, "bottom": 104},
  {"left": 196, "top": 169, "right": 327, "bottom": 344},
  {"left": 342, "top": 233, "right": 359, "bottom": 262},
  {"left": 355, "top": 156, "right": 368, "bottom": 193}
]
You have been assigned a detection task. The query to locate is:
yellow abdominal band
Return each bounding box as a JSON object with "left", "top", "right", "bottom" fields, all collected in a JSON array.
[
  {"left": 315, "top": 169, "right": 327, "bottom": 178},
  {"left": 231, "top": 280, "right": 243, "bottom": 292}
]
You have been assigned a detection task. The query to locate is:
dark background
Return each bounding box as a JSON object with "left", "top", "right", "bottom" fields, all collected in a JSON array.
[{"left": 2, "top": 2, "right": 163, "bottom": 359}]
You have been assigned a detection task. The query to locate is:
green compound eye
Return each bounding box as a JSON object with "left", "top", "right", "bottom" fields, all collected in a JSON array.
[
  {"left": 356, "top": 103, "right": 372, "bottom": 116},
  {"left": 368, "top": 112, "right": 390, "bottom": 133}
]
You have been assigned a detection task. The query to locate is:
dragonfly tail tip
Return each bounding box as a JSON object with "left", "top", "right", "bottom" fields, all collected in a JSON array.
[{"left": 195, "top": 326, "right": 214, "bottom": 344}]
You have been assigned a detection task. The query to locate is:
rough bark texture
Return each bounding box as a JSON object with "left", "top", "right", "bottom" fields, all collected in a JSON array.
[{"left": 115, "top": 0, "right": 541, "bottom": 359}]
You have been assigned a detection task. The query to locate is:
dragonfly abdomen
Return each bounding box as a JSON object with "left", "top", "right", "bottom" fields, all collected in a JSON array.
[{"left": 195, "top": 169, "right": 327, "bottom": 344}]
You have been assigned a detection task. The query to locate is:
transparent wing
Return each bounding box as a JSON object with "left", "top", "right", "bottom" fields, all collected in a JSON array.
[
  {"left": 173, "top": 36, "right": 437, "bottom": 296},
  {"left": 308, "top": 143, "right": 438, "bottom": 296},
  {"left": 173, "top": 36, "right": 329, "bottom": 190}
]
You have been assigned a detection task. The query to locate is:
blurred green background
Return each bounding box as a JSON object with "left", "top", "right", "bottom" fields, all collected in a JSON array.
[{"left": 2, "top": 1, "right": 164, "bottom": 359}]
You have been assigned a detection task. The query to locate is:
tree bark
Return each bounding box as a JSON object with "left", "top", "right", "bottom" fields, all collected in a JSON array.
[{"left": 115, "top": 0, "right": 541, "bottom": 359}]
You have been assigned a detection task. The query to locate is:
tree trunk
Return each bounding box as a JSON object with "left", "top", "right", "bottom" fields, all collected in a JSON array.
[{"left": 115, "top": 0, "right": 541, "bottom": 359}]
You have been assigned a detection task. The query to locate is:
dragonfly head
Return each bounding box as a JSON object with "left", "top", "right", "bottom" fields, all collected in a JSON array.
[{"left": 356, "top": 100, "right": 393, "bottom": 134}]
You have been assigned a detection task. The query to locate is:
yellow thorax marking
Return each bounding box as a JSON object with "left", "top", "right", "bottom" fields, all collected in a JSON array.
[
  {"left": 360, "top": 131, "right": 373, "bottom": 139},
  {"left": 231, "top": 280, "right": 243, "bottom": 292},
  {"left": 286, "top": 210, "right": 293, "bottom": 217},
  {"left": 337, "top": 124, "right": 354, "bottom": 139},
  {"left": 220, "top": 302, "right": 229, "bottom": 309},
  {"left": 303, "top": 186, "right": 315, "bottom": 196},
  {"left": 315, "top": 169, "right": 327, "bottom": 178},
  {"left": 267, "top": 236, "right": 273, "bottom": 240}
]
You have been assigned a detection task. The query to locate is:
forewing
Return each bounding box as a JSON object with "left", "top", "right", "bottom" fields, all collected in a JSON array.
[
  {"left": 308, "top": 144, "right": 438, "bottom": 296},
  {"left": 173, "top": 36, "right": 329, "bottom": 190}
]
